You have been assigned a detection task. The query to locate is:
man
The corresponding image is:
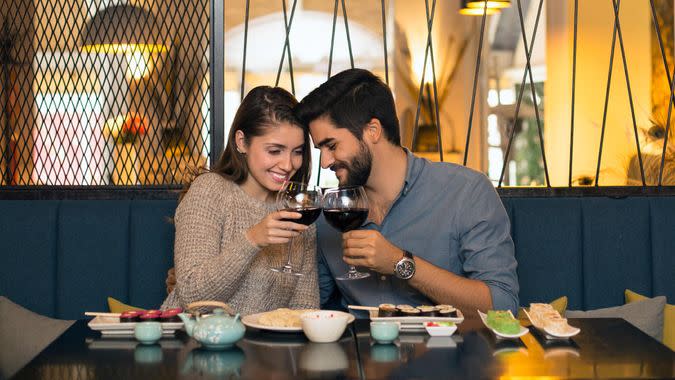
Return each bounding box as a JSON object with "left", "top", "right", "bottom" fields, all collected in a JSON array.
[{"left": 295, "top": 68, "right": 519, "bottom": 316}]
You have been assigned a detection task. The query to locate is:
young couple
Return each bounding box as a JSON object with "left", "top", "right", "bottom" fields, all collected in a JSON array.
[{"left": 162, "top": 69, "right": 519, "bottom": 317}]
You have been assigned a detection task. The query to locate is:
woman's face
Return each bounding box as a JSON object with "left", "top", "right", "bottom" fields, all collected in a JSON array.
[{"left": 238, "top": 122, "right": 306, "bottom": 198}]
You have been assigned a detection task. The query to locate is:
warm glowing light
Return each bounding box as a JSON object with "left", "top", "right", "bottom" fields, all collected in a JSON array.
[
  {"left": 125, "top": 51, "right": 151, "bottom": 80},
  {"left": 81, "top": 43, "right": 167, "bottom": 54},
  {"left": 411, "top": 56, "right": 433, "bottom": 86},
  {"left": 459, "top": 7, "right": 501, "bottom": 16},
  {"left": 104, "top": 115, "right": 126, "bottom": 140},
  {"left": 467, "top": 1, "right": 511, "bottom": 9}
]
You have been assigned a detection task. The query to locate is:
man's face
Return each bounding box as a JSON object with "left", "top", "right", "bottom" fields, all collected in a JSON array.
[{"left": 309, "top": 116, "right": 372, "bottom": 186}]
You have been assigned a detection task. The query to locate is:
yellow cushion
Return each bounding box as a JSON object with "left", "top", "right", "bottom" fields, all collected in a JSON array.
[
  {"left": 107, "top": 297, "right": 145, "bottom": 313},
  {"left": 518, "top": 296, "right": 568, "bottom": 326},
  {"left": 625, "top": 289, "right": 674, "bottom": 350}
]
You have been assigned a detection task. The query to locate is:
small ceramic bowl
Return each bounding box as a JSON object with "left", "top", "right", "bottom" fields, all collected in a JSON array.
[
  {"left": 370, "top": 343, "right": 400, "bottom": 362},
  {"left": 300, "top": 311, "right": 350, "bottom": 343},
  {"left": 134, "top": 321, "right": 162, "bottom": 344},
  {"left": 424, "top": 321, "right": 457, "bottom": 337},
  {"left": 370, "top": 321, "right": 400, "bottom": 344}
]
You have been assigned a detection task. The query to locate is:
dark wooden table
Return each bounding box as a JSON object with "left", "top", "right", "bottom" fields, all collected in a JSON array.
[{"left": 13, "top": 317, "right": 674, "bottom": 379}]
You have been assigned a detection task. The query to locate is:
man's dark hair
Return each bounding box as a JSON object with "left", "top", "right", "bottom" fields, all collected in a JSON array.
[{"left": 296, "top": 68, "right": 401, "bottom": 145}]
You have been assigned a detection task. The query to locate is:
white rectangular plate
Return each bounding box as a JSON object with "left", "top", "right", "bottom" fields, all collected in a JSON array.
[
  {"left": 369, "top": 309, "right": 464, "bottom": 331},
  {"left": 88, "top": 316, "right": 183, "bottom": 336}
]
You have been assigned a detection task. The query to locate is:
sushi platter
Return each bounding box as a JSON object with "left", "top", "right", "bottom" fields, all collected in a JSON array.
[
  {"left": 85, "top": 309, "right": 185, "bottom": 337},
  {"left": 349, "top": 304, "right": 464, "bottom": 331},
  {"left": 87, "top": 316, "right": 184, "bottom": 336}
]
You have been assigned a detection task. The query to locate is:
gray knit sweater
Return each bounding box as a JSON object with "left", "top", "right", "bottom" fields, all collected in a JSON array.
[{"left": 161, "top": 173, "right": 319, "bottom": 315}]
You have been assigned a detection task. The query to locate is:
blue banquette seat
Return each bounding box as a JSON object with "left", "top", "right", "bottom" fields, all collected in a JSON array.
[{"left": 1, "top": 189, "right": 673, "bottom": 319}]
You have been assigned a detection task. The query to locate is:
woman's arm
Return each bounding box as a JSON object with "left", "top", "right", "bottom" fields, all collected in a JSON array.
[{"left": 173, "top": 175, "right": 261, "bottom": 305}]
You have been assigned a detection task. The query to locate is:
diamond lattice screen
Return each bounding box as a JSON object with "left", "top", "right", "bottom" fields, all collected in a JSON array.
[{"left": 0, "top": 0, "right": 210, "bottom": 186}]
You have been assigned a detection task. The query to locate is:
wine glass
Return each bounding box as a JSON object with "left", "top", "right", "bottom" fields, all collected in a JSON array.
[
  {"left": 322, "top": 186, "right": 371, "bottom": 280},
  {"left": 271, "top": 181, "right": 322, "bottom": 276}
]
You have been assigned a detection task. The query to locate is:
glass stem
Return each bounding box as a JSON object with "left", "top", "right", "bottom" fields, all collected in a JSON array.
[{"left": 284, "top": 237, "right": 294, "bottom": 269}]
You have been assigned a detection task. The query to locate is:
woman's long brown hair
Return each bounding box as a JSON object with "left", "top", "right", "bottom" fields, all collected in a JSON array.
[{"left": 181, "top": 86, "right": 311, "bottom": 202}]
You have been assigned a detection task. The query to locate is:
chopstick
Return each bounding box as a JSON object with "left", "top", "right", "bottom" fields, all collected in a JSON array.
[
  {"left": 85, "top": 312, "right": 121, "bottom": 317},
  {"left": 347, "top": 305, "right": 378, "bottom": 311}
]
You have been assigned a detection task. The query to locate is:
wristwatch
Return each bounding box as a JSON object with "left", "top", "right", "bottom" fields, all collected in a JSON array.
[{"left": 394, "top": 250, "right": 416, "bottom": 280}]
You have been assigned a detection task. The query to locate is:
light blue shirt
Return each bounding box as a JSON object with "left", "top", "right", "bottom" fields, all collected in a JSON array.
[{"left": 317, "top": 149, "right": 519, "bottom": 315}]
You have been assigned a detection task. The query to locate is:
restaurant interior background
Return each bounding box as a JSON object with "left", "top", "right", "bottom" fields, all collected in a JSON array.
[
  {"left": 1, "top": 3, "right": 674, "bottom": 378},
  {"left": 0, "top": 0, "right": 674, "bottom": 189}
]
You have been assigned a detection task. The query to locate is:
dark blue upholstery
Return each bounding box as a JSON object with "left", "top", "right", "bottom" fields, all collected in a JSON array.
[
  {"left": 503, "top": 198, "right": 584, "bottom": 309},
  {"left": 649, "top": 199, "right": 675, "bottom": 302},
  {"left": 0, "top": 199, "right": 176, "bottom": 319},
  {"left": 0, "top": 201, "right": 58, "bottom": 316},
  {"left": 0, "top": 196, "right": 672, "bottom": 318},
  {"left": 503, "top": 197, "right": 674, "bottom": 310}
]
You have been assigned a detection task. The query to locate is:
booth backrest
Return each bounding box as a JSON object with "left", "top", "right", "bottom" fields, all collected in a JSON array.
[
  {"left": 502, "top": 197, "right": 674, "bottom": 310},
  {"left": 1, "top": 196, "right": 673, "bottom": 319},
  {"left": 0, "top": 200, "right": 177, "bottom": 319}
]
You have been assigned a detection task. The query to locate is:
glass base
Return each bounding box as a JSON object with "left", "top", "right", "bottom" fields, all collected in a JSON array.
[
  {"left": 336, "top": 270, "right": 370, "bottom": 281},
  {"left": 271, "top": 265, "right": 304, "bottom": 277}
]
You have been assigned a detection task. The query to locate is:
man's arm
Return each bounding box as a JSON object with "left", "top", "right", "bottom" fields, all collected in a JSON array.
[
  {"left": 342, "top": 175, "right": 518, "bottom": 316},
  {"left": 408, "top": 257, "right": 493, "bottom": 314}
]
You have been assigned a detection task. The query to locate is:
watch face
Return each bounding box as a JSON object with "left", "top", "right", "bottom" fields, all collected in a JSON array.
[{"left": 397, "top": 259, "right": 415, "bottom": 279}]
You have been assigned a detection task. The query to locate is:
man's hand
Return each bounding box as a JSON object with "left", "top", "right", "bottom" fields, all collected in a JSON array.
[
  {"left": 166, "top": 267, "right": 176, "bottom": 294},
  {"left": 342, "top": 230, "right": 403, "bottom": 275}
]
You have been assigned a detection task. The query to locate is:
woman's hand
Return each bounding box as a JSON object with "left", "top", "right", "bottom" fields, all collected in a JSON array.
[
  {"left": 246, "top": 210, "right": 308, "bottom": 247},
  {"left": 165, "top": 267, "right": 176, "bottom": 294}
]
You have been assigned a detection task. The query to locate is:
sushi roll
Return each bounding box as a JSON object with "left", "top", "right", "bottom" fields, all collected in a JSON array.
[
  {"left": 399, "top": 308, "right": 421, "bottom": 317},
  {"left": 160, "top": 308, "right": 182, "bottom": 323},
  {"left": 119, "top": 310, "right": 142, "bottom": 323},
  {"left": 438, "top": 308, "right": 458, "bottom": 318},
  {"left": 417, "top": 305, "right": 438, "bottom": 317},
  {"left": 139, "top": 312, "right": 161, "bottom": 322},
  {"left": 378, "top": 304, "right": 398, "bottom": 317}
]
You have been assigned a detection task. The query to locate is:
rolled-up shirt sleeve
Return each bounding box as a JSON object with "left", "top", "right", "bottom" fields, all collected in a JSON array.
[{"left": 457, "top": 174, "right": 519, "bottom": 314}]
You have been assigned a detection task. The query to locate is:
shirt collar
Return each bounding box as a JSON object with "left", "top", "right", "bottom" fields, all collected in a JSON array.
[{"left": 401, "top": 148, "right": 425, "bottom": 196}]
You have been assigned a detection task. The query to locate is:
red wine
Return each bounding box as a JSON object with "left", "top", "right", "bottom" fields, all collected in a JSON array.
[
  {"left": 281, "top": 207, "right": 322, "bottom": 225},
  {"left": 323, "top": 208, "right": 369, "bottom": 232}
]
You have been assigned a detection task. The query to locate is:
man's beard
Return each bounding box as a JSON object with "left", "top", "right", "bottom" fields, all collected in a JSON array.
[{"left": 334, "top": 142, "right": 372, "bottom": 186}]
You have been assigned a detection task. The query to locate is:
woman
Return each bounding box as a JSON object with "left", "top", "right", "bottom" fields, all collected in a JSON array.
[{"left": 162, "top": 86, "right": 319, "bottom": 315}]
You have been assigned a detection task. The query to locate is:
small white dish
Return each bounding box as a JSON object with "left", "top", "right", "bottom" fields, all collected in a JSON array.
[
  {"left": 424, "top": 322, "right": 457, "bottom": 337},
  {"left": 300, "top": 311, "right": 351, "bottom": 343},
  {"left": 492, "top": 347, "right": 529, "bottom": 357},
  {"left": 522, "top": 309, "right": 581, "bottom": 339},
  {"left": 543, "top": 347, "right": 581, "bottom": 359},
  {"left": 425, "top": 337, "right": 457, "bottom": 348},
  {"left": 477, "top": 310, "right": 528, "bottom": 339}
]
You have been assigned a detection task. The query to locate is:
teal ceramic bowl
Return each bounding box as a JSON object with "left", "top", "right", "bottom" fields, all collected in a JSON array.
[
  {"left": 370, "top": 343, "right": 400, "bottom": 362},
  {"left": 134, "top": 321, "right": 162, "bottom": 344},
  {"left": 134, "top": 343, "right": 163, "bottom": 363},
  {"left": 370, "top": 321, "right": 399, "bottom": 344}
]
